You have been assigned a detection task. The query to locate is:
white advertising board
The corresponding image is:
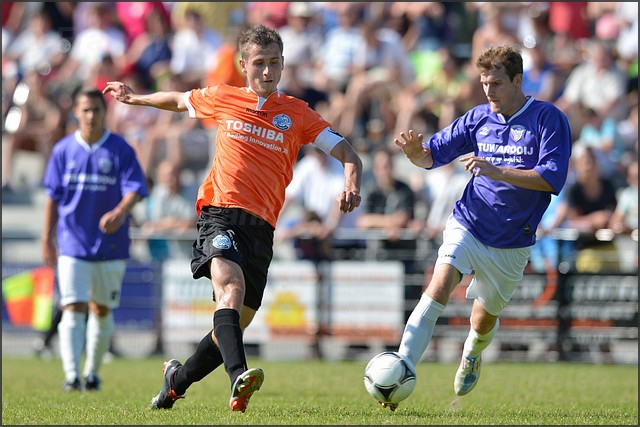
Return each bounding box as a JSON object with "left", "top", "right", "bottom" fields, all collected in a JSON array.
[{"left": 161, "top": 260, "right": 405, "bottom": 348}]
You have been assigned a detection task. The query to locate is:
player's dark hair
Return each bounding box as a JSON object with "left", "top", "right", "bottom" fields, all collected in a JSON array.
[
  {"left": 72, "top": 86, "right": 107, "bottom": 110},
  {"left": 238, "top": 24, "right": 283, "bottom": 59},
  {"left": 476, "top": 45, "right": 523, "bottom": 82}
]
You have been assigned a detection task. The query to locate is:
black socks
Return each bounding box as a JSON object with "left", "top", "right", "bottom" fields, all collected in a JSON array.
[
  {"left": 213, "top": 308, "right": 247, "bottom": 384},
  {"left": 170, "top": 308, "right": 247, "bottom": 395},
  {"left": 172, "top": 330, "right": 223, "bottom": 395}
]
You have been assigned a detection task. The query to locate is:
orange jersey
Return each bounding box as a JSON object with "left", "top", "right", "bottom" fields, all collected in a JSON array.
[{"left": 186, "top": 83, "right": 331, "bottom": 227}]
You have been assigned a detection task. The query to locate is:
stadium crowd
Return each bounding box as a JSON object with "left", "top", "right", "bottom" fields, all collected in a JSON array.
[{"left": 2, "top": 2, "right": 638, "bottom": 274}]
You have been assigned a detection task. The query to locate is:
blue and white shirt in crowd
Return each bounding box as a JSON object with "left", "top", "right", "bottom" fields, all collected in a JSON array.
[
  {"left": 424, "top": 97, "right": 572, "bottom": 249},
  {"left": 43, "top": 129, "right": 148, "bottom": 261}
]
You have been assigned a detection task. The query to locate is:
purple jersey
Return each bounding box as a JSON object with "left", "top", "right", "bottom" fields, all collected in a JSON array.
[
  {"left": 43, "top": 130, "right": 148, "bottom": 260},
  {"left": 425, "top": 97, "right": 571, "bottom": 248}
]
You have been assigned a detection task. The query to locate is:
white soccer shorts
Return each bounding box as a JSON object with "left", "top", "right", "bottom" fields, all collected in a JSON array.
[
  {"left": 57, "top": 256, "right": 126, "bottom": 308},
  {"left": 435, "top": 215, "right": 531, "bottom": 316}
]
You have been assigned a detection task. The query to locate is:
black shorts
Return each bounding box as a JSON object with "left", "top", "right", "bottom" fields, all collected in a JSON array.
[{"left": 191, "top": 206, "right": 275, "bottom": 310}]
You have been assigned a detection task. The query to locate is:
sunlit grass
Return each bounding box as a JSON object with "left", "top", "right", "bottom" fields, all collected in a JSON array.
[{"left": 2, "top": 356, "right": 637, "bottom": 425}]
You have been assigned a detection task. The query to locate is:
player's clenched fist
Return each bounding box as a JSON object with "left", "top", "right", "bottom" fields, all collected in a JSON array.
[{"left": 337, "top": 190, "right": 361, "bottom": 213}]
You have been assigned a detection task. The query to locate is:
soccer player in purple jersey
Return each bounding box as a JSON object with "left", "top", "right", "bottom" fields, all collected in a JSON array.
[
  {"left": 385, "top": 45, "right": 572, "bottom": 410},
  {"left": 41, "top": 87, "right": 148, "bottom": 392}
]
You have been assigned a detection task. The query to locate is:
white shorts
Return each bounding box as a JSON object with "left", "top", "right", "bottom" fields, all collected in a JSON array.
[
  {"left": 57, "top": 256, "right": 126, "bottom": 309},
  {"left": 435, "top": 215, "right": 531, "bottom": 316}
]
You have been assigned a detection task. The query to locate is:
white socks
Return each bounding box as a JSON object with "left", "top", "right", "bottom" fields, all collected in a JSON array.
[
  {"left": 58, "top": 311, "right": 86, "bottom": 382},
  {"left": 398, "top": 295, "right": 445, "bottom": 367},
  {"left": 83, "top": 312, "right": 115, "bottom": 378},
  {"left": 58, "top": 310, "right": 115, "bottom": 381},
  {"left": 463, "top": 318, "right": 500, "bottom": 359}
]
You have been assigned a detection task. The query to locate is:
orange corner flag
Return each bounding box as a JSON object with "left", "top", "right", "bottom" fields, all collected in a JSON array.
[{"left": 2, "top": 266, "right": 55, "bottom": 331}]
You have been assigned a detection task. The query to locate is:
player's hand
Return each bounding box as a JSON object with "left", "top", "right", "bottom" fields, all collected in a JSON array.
[
  {"left": 459, "top": 154, "right": 500, "bottom": 178},
  {"left": 103, "top": 81, "right": 134, "bottom": 104},
  {"left": 337, "top": 190, "right": 361, "bottom": 213},
  {"left": 41, "top": 239, "right": 57, "bottom": 268},
  {"left": 394, "top": 130, "right": 432, "bottom": 168},
  {"left": 99, "top": 209, "right": 127, "bottom": 234}
]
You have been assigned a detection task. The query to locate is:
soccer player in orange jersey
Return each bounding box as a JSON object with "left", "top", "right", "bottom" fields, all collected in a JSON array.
[{"left": 103, "top": 24, "right": 363, "bottom": 412}]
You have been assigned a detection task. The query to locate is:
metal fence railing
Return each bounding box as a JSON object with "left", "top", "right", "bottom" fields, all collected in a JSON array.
[{"left": 2, "top": 228, "right": 637, "bottom": 363}]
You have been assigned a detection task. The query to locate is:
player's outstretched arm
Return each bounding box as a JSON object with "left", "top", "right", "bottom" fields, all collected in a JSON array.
[
  {"left": 394, "top": 130, "right": 433, "bottom": 169},
  {"left": 103, "top": 81, "right": 188, "bottom": 112}
]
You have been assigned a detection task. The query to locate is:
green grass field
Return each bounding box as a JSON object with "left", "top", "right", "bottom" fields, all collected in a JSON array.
[{"left": 2, "top": 356, "right": 637, "bottom": 425}]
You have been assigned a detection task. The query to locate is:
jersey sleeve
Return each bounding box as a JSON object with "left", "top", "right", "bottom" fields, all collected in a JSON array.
[
  {"left": 302, "top": 106, "right": 336, "bottom": 151},
  {"left": 426, "top": 112, "right": 475, "bottom": 168},
  {"left": 533, "top": 107, "right": 572, "bottom": 195},
  {"left": 43, "top": 146, "right": 66, "bottom": 202},
  {"left": 184, "top": 85, "right": 220, "bottom": 119},
  {"left": 119, "top": 142, "right": 149, "bottom": 199}
]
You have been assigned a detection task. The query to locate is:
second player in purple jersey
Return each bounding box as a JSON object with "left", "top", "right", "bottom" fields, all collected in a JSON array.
[
  {"left": 42, "top": 87, "right": 148, "bottom": 393},
  {"left": 385, "top": 45, "right": 572, "bottom": 411},
  {"left": 426, "top": 98, "right": 571, "bottom": 248},
  {"left": 44, "top": 130, "right": 148, "bottom": 260}
]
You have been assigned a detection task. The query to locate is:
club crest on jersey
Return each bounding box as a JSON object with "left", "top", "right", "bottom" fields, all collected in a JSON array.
[
  {"left": 98, "top": 157, "right": 113, "bottom": 174},
  {"left": 273, "top": 114, "right": 292, "bottom": 131},
  {"left": 510, "top": 125, "right": 525, "bottom": 142},
  {"left": 212, "top": 234, "right": 232, "bottom": 250}
]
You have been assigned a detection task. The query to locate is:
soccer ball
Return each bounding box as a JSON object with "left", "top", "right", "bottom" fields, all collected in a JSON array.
[{"left": 364, "top": 351, "right": 417, "bottom": 405}]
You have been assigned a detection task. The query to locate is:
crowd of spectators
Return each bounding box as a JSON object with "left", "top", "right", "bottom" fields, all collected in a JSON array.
[{"left": 2, "top": 2, "right": 638, "bottom": 273}]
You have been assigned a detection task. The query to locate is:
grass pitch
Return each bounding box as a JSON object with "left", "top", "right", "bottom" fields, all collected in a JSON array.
[{"left": 2, "top": 356, "right": 637, "bottom": 425}]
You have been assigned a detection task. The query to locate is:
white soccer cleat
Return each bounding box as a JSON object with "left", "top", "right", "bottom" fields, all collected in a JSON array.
[{"left": 454, "top": 355, "right": 481, "bottom": 396}]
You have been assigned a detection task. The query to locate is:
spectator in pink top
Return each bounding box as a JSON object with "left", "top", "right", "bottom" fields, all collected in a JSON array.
[
  {"left": 115, "top": 2, "right": 170, "bottom": 45},
  {"left": 246, "top": 2, "right": 290, "bottom": 30},
  {"left": 548, "top": 2, "right": 591, "bottom": 41}
]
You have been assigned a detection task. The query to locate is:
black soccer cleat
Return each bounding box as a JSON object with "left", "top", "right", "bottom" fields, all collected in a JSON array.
[
  {"left": 83, "top": 374, "right": 102, "bottom": 391},
  {"left": 150, "top": 359, "right": 185, "bottom": 409},
  {"left": 63, "top": 378, "right": 82, "bottom": 392}
]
